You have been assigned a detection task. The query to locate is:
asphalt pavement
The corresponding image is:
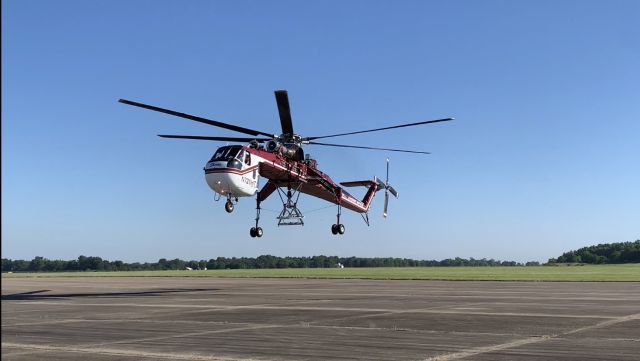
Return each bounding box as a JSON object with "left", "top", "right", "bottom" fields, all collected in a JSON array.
[{"left": 2, "top": 277, "right": 639, "bottom": 360}]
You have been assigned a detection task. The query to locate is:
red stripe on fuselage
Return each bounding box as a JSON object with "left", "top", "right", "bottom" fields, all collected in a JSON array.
[{"left": 204, "top": 165, "right": 259, "bottom": 175}]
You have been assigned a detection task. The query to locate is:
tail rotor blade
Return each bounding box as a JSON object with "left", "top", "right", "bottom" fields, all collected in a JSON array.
[
  {"left": 386, "top": 158, "right": 390, "bottom": 185},
  {"left": 383, "top": 191, "right": 389, "bottom": 218}
]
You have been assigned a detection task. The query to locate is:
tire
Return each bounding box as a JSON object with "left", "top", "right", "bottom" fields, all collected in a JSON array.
[
  {"left": 338, "top": 224, "right": 345, "bottom": 235},
  {"left": 256, "top": 227, "right": 263, "bottom": 238},
  {"left": 225, "top": 201, "right": 234, "bottom": 213},
  {"left": 331, "top": 224, "right": 338, "bottom": 235},
  {"left": 250, "top": 227, "right": 256, "bottom": 238}
]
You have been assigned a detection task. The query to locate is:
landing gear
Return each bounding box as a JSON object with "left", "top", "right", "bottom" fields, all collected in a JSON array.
[
  {"left": 331, "top": 223, "right": 345, "bottom": 235},
  {"left": 250, "top": 199, "right": 264, "bottom": 238},
  {"left": 331, "top": 205, "right": 345, "bottom": 235},
  {"left": 224, "top": 195, "right": 238, "bottom": 213},
  {"left": 224, "top": 200, "right": 234, "bottom": 213},
  {"left": 250, "top": 227, "right": 263, "bottom": 238}
]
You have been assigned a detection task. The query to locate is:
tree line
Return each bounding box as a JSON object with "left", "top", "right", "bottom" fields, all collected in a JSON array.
[
  {"left": 4, "top": 240, "right": 637, "bottom": 272},
  {"left": 1, "top": 255, "right": 540, "bottom": 272},
  {"left": 548, "top": 240, "right": 640, "bottom": 264}
]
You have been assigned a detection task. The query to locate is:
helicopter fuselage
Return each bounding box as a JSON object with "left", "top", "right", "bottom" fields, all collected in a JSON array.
[{"left": 204, "top": 144, "right": 381, "bottom": 214}]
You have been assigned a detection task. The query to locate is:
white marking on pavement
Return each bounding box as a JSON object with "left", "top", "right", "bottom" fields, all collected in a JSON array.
[
  {"left": 1, "top": 342, "right": 267, "bottom": 361},
  {"left": 422, "top": 313, "right": 640, "bottom": 361}
]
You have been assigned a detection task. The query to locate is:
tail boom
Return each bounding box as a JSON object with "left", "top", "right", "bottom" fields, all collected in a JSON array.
[{"left": 338, "top": 179, "right": 380, "bottom": 213}]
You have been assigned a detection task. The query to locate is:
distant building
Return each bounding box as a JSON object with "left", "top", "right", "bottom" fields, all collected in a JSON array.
[{"left": 336, "top": 263, "right": 344, "bottom": 268}]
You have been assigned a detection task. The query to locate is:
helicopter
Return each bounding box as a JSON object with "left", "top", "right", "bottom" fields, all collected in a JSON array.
[{"left": 119, "top": 90, "right": 453, "bottom": 237}]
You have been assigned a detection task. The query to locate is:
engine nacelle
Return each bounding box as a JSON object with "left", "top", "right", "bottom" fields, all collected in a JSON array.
[
  {"left": 278, "top": 144, "right": 295, "bottom": 158},
  {"left": 266, "top": 140, "right": 280, "bottom": 152},
  {"left": 266, "top": 140, "right": 304, "bottom": 161},
  {"left": 281, "top": 144, "right": 305, "bottom": 161}
]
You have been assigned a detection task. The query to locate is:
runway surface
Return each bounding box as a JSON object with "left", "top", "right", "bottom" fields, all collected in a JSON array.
[{"left": 2, "top": 277, "right": 639, "bottom": 360}]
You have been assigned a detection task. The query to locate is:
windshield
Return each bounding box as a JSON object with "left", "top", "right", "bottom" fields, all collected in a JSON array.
[{"left": 210, "top": 146, "right": 242, "bottom": 162}]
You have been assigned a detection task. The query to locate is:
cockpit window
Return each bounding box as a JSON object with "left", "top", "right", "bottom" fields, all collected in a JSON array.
[
  {"left": 211, "top": 148, "right": 227, "bottom": 161},
  {"left": 210, "top": 146, "right": 243, "bottom": 162}
]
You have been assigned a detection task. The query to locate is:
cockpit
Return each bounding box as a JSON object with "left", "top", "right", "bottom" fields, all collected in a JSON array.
[
  {"left": 210, "top": 145, "right": 243, "bottom": 162},
  {"left": 210, "top": 145, "right": 249, "bottom": 170}
]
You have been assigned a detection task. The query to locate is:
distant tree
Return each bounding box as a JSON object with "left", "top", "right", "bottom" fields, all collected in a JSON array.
[
  {"left": 186, "top": 260, "right": 200, "bottom": 269},
  {"left": 167, "top": 258, "right": 185, "bottom": 270},
  {"left": 13, "top": 260, "right": 30, "bottom": 271},
  {"left": 581, "top": 251, "right": 597, "bottom": 264},
  {"left": 28, "top": 256, "right": 46, "bottom": 272},
  {"left": 551, "top": 240, "right": 639, "bottom": 264},
  {"left": 2, "top": 259, "right": 12, "bottom": 272},
  {"left": 43, "top": 259, "right": 66, "bottom": 272},
  {"left": 113, "top": 260, "right": 124, "bottom": 271},
  {"left": 77, "top": 256, "right": 104, "bottom": 271}
]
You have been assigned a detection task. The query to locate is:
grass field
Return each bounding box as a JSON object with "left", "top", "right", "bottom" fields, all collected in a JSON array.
[{"left": 2, "top": 264, "right": 639, "bottom": 281}]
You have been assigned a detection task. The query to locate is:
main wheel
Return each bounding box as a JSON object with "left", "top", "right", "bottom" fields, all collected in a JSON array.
[
  {"left": 331, "top": 224, "right": 338, "bottom": 235},
  {"left": 225, "top": 200, "right": 234, "bottom": 213},
  {"left": 250, "top": 227, "right": 257, "bottom": 238},
  {"left": 256, "top": 227, "right": 263, "bottom": 238},
  {"left": 338, "top": 224, "right": 345, "bottom": 235}
]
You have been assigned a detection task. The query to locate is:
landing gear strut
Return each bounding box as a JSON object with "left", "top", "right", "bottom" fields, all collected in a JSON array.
[
  {"left": 331, "top": 205, "right": 345, "bottom": 235},
  {"left": 250, "top": 199, "right": 263, "bottom": 238}
]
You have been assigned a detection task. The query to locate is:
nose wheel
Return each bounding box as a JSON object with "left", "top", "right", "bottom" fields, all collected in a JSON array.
[
  {"left": 224, "top": 195, "right": 238, "bottom": 213},
  {"left": 224, "top": 200, "right": 234, "bottom": 213}
]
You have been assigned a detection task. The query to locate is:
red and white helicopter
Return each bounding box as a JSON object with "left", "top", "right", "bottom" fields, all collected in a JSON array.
[{"left": 120, "top": 91, "right": 452, "bottom": 237}]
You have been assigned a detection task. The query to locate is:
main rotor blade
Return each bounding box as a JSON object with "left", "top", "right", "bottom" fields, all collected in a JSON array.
[
  {"left": 158, "top": 135, "right": 271, "bottom": 142},
  {"left": 119, "top": 99, "right": 274, "bottom": 137},
  {"left": 274, "top": 90, "right": 294, "bottom": 136},
  {"left": 305, "top": 118, "right": 453, "bottom": 140},
  {"left": 308, "top": 142, "right": 431, "bottom": 154}
]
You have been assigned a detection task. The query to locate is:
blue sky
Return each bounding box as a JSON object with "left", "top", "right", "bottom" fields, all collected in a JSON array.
[{"left": 3, "top": 0, "right": 639, "bottom": 262}]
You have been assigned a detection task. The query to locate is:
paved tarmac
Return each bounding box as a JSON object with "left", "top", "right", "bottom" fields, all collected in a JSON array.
[{"left": 2, "top": 277, "right": 639, "bottom": 360}]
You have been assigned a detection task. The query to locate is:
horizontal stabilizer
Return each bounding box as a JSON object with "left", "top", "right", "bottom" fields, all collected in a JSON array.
[{"left": 340, "top": 180, "right": 376, "bottom": 188}]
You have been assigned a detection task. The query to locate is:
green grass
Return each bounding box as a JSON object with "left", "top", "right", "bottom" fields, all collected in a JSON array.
[{"left": 2, "top": 264, "right": 639, "bottom": 281}]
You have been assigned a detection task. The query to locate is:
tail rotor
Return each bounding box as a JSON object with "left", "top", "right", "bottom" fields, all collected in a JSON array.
[{"left": 381, "top": 158, "right": 398, "bottom": 218}]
